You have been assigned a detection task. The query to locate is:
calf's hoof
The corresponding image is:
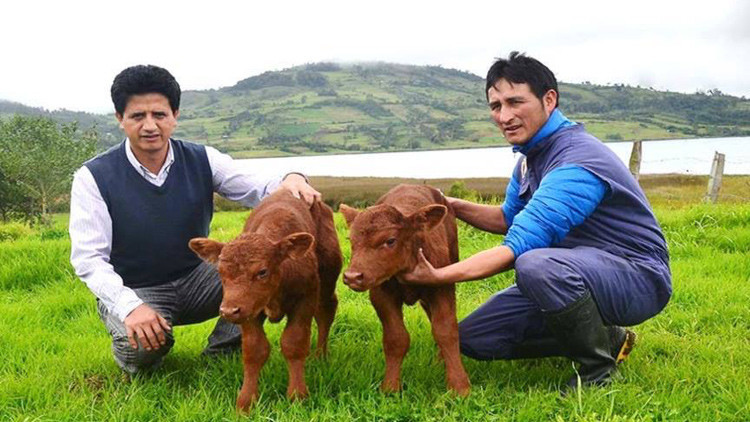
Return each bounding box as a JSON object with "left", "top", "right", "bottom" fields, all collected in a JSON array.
[
  {"left": 448, "top": 374, "right": 471, "bottom": 397},
  {"left": 236, "top": 391, "right": 258, "bottom": 412},
  {"left": 380, "top": 379, "right": 402, "bottom": 394},
  {"left": 314, "top": 346, "right": 329, "bottom": 359},
  {"left": 449, "top": 382, "right": 471, "bottom": 397},
  {"left": 287, "top": 385, "right": 309, "bottom": 401}
]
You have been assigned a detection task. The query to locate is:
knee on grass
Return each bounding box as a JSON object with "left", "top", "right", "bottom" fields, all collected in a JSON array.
[{"left": 111, "top": 333, "right": 175, "bottom": 374}]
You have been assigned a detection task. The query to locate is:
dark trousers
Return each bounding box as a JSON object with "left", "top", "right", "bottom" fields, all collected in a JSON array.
[
  {"left": 458, "top": 246, "right": 671, "bottom": 360},
  {"left": 97, "top": 261, "right": 240, "bottom": 373}
]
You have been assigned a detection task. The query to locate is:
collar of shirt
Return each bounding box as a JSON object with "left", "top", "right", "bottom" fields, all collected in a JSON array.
[
  {"left": 124, "top": 138, "right": 175, "bottom": 183},
  {"left": 513, "top": 108, "right": 576, "bottom": 155}
]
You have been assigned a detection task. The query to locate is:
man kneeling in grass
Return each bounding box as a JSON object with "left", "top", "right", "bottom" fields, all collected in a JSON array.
[
  {"left": 402, "top": 52, "right": 672, "bottom": 390},
  {"left": 69, "top": 65, "right": 319, "bottom": 374}
]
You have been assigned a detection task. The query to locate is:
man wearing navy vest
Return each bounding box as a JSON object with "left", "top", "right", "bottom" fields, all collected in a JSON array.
[
  {"left": 69, "top": 65, "right": 320, "bottom": 374},
  {"left": 403, "top": 52, "right": 672, "bottom": 390}
]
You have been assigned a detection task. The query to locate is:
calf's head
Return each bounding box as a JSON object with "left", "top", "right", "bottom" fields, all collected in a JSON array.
[
  {"left": 189, "top": 232, "right": 314, "bottom": 323},
  {"left": 339, "top": 203, "right": 446, "bottom": 291}
]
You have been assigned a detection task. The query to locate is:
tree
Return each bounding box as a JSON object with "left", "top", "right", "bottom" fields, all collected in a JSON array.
[
  {"left": 0, "top": 115, "right": 97, "bottom": 222},
  {"left": 0, "top": 169, "right": 33, "bottom": 221}
]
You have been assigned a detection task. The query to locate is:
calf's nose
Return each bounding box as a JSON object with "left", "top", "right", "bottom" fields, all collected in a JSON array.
[
  {"left": 219, "top": 305, "right": 241, "bottom": 319},
  {"left": 343, "top": 270, "right": 364, "bottom": 286}
]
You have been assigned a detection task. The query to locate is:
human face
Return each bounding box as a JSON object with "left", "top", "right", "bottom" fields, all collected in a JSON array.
[
  {"left": 116, "top": 93, "right": 179, "bottom": 158},
  {"left": 487, "top": 79, "right": 556, "bottom": 146}
]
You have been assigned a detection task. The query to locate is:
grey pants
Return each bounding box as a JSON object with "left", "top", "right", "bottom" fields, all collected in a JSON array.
[{"left": 97, "top": 261, "right": 241, "bottom": 374}]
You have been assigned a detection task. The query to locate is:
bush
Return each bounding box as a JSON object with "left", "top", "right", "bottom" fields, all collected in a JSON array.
[
  {"left": 296, "top": 71, "right": 329, "bottom": 88},
  {"left": 447, "top": 181, "right": 479, "bottom": 200},
  {"left": 213, "top": 194, "right": 248, "bottom": 212},
  {"left": 39, "top": 227, "right": 67, "bottom": 241},
  {"left": 0, "top": 222, "right": 33, "bottom": 242}
]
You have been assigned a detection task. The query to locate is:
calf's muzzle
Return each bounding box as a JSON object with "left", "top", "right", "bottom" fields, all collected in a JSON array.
[
  {"left": 343, "top": 270, "right": 366, "bottom": 290},
  {"left": 220, "top": 305, "right": 241, "bottom": 321}
]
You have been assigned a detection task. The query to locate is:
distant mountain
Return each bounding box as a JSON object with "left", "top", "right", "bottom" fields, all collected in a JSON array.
[{"left": 3, "top": 62, "right": 749, "bottom": 157}]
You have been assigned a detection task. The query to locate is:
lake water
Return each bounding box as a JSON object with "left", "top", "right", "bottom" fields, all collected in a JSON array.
[{"left": 239, "top": 136, "right": 750, "bottom": 179}]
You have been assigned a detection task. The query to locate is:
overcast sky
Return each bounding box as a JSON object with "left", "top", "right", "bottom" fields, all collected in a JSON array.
[{"left": 1, "top": 0, "right": 748, "bottom": 114}]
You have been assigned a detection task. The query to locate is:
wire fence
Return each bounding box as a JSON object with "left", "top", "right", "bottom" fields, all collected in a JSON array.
[{"left": 628, "top": 141, "right": 750, "bottom": 203}]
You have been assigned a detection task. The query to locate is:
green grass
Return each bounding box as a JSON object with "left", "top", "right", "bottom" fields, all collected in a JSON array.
[{"left": 1, "top": 189, "right": 749, "bottom": 420}]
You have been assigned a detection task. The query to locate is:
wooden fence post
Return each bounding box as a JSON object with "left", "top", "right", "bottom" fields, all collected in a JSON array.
[
  {"left": 629, "top": 140, "right": 642, "bottom": 180},
  {"left": 705, "top": 151, "right": 725, "bottom": 203}
]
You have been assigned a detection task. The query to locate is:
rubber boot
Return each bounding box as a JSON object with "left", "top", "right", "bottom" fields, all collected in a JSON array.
[
  {"left": 507, "top": 326, "right": 636, "bottom": 361},
  {"left": 509, "top": 336, "right": 565, "bottom": 359},
  {"left": 543, "top": 291, "right": 617, "bottom": 389},
  {"left": 609, "top": 325, "right": 637, "bottom": 364}
]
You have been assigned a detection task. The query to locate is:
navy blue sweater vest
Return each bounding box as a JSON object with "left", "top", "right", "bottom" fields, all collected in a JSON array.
[
  {"left": 85, "top": 140, "right": 214, "bottom": 288},
  {"left": 516, "top": 125, "right": 669, "bottom": 265}
]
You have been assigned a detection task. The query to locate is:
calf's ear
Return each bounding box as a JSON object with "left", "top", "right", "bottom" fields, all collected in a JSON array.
[
  {"left": 189, "top": 238, "right": 225, "bottom": 264},
  {"left": 338, "top": 204, "right": 360, "bottom": 227},
  {"left": 276, "top": 232, "right": 315, "bottom": 260},
  {"left": 409, "top": 204, "right": 447, "bottom": 231}
]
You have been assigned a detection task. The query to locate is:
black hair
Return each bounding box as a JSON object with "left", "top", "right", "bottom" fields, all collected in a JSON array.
[
  {"left": 110, "top": 65, "right": 181, "bottom": 115},
  {"left": 485, "top": 51, "right": 558, "bottom": 107}
]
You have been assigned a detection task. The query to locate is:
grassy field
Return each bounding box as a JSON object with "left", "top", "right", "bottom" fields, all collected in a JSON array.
[{"left": 1, "top": 178, "right": 749, "bottom": 421}]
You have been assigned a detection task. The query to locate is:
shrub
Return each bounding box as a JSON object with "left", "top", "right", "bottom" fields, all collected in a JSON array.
[
  {"left": 0, "top": 222, "right": 33, "bottom": 242},
  {"left": 447, "top": 181, "right": 479, "bottom": 201}
]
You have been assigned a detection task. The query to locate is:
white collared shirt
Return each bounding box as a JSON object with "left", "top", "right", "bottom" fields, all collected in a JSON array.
[
  {"left": 69, "top": 139, "right": 284, "bottom": 322},
  {"left": 124, "top": 138, "right": 175, "bottom": 186}
]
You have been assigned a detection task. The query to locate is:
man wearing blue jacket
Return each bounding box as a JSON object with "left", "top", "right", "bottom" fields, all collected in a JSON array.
[{"left": 403, "top": 52, "right": 672, "bottom": 389}]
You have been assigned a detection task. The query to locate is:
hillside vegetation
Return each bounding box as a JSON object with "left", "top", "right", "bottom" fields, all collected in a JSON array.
[{"left": 3, "top": 62, "right": 749, "bottom": 157}]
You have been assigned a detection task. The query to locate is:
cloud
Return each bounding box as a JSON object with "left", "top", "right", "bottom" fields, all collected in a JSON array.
[{"left": 1, "top": 0, "right": 748, "bottom": 112}]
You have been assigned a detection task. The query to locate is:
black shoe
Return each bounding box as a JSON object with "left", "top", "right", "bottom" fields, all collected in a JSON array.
[{"left": 543, "top": 291, "right": 617, "bottom": 389}]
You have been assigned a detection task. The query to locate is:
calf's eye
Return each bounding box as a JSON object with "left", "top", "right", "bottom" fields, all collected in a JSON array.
[{"left": 257, "top": 268, "right": 269, "bottom": 279}]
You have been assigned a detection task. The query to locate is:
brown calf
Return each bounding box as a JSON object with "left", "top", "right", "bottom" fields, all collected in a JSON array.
[
  {"left": 189, "top": 190, "right": 342, "bottom": 410},
  {"left": 340, "top": 184, "right": 470, "bottom": 396}
]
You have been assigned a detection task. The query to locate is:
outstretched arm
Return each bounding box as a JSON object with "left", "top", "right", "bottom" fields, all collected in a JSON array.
[
  {"left": 400, "top": 246, "right": 515, "bottom": 286},
  {"left": 207, "top": 147, "right": 320, "bottom": 207},
  {"left": 449, "top": 197, "right": 508, "bottom": 234},
  {"left": 403, "top": 165, "right": 608, "bottom": 286},
  {"left": 447, "top": 171, "right": 527, "bottom": 235}
]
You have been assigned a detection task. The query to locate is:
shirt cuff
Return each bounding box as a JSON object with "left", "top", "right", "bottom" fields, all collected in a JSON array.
[{"left": 113, "top": 289, "right": 144, "bottom": 322}]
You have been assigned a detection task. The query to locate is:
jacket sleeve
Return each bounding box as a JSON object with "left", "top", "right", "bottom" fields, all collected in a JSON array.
[
  {"left": 502, "top": 172, "right": 526, "bottom": 227},
  {"left": 502, "top": 165, "right": 608, "bottom": 257}
]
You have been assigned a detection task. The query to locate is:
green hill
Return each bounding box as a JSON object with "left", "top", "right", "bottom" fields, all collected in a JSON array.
[{"left": 3, "top": 62, "right": 749, "bottom": 157}]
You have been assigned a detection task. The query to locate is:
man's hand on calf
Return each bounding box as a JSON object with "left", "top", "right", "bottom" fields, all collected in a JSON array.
[
  {"left": 280, "top": 173, "right": 321, "bottom": 206},
  {"left": 400, "top": 248, "right": 443, "bottom": 285},
  {"left": 124, "top": 304, "right": 172, "bottom": 351}
]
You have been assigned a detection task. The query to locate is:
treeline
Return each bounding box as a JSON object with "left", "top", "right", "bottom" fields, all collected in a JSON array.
[
  {"left": 0, "top": 100, "right": 121, "bottom": 148},
  {"left": 562, "top": 85, "right": 750, "bottom": 127}
]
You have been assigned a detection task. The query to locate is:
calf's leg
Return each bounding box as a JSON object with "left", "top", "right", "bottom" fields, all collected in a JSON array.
[
  {"left": 237, "top": 316, "right": 270, "bottom": 411},
  {"left": 281, "top": 297, "right": 315, "bottom": 400},
  {"left": 314, "top": 292, "right": 338, "bottom": 357},
  {"left": 370, "top": 282, "right": 409, "bottom": 393},
  {"left": 314, "top": 204, "right": 342, "bottom": 357},
  {"left": 425, "top": 287, "right": 470, "bottom": 396}
]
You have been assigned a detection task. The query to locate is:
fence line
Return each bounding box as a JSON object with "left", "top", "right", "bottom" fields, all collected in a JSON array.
[{"left": 705, "top": 152, "right": 726, "bottom": 203}]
